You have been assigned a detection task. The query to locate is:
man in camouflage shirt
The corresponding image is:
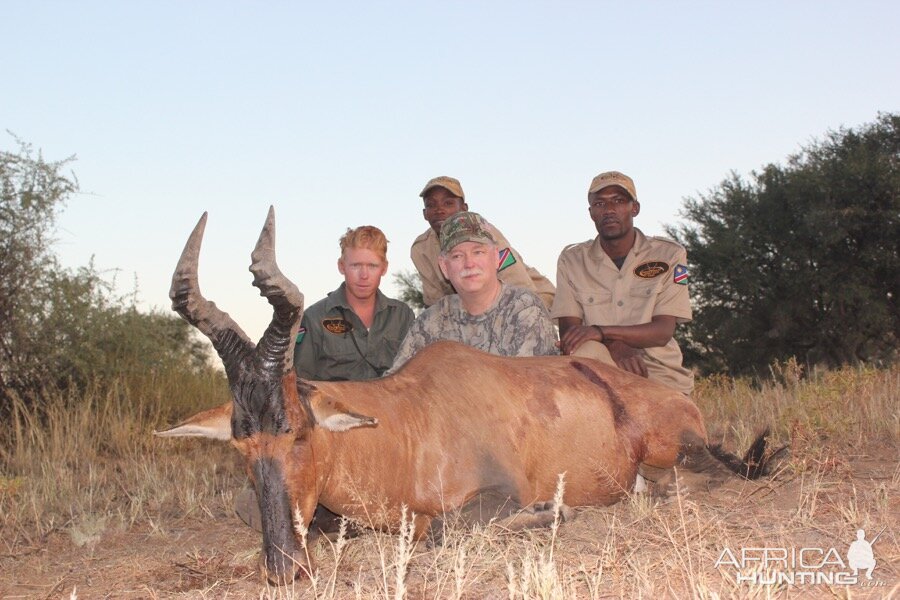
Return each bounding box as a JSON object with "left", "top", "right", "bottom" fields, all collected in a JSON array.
[{"left": 389, "top": 211, "right": 558, "bottom": 372}]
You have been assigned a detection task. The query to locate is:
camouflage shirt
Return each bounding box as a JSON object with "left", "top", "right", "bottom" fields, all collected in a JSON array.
[{"left": 388, "top": 283, "right": 558, "bottom": 373}]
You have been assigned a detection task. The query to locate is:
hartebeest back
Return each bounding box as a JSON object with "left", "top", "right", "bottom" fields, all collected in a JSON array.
[{"left": 158, "top": 208, "right": 769, "bottom": 585}]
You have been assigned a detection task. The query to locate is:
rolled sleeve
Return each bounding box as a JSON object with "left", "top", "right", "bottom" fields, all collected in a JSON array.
[
  {"left": 652, "top": 250, "right": 692, "bottom": 323},
  {"left": 550, "top": 251, "right": 584, "bottom": 321}
]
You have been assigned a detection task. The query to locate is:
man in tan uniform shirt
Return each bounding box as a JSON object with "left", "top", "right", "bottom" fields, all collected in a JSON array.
[
  {"left": 411, "top": 176, "right": 555, "bottom": 309},
  {"left": 552, "top": 171, "right": 694, "bottom": 395}
]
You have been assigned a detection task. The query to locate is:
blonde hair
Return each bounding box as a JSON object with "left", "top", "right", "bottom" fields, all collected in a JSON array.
[{"left": 339, "top": 226, "right": 388, "bottom": 262}]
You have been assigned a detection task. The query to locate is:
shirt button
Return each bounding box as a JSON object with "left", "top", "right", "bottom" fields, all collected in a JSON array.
[
  {"left": 617, "top": 300, "right": 624, "bottom": 306},
  {"left": 588, "top": 297, "right": 594, "bottom": 303}
]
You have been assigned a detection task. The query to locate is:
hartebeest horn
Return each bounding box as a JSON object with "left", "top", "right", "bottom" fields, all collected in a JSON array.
[
  {"left": 250, "top": 206, "right": 305, "bottom": 374},
  {"left": 170, "top": 212, "right": 254, "bottom": 379}
]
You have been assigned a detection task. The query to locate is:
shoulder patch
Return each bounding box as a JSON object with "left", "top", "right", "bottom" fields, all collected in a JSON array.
[
  {"left": 673, "top": 264, "right": 689, "bottom": 285},
  {"left": 634, "top": 261, "right": 670, "bottom": 279},
  {"left": 498, "top": 247, "right": 517, "bottom": 271},
  {"left": 295, "top": 326, "right": 307, "bottom": 344},
  {"left": 322, "top": 318, "right": 353, "bottom": 335}
]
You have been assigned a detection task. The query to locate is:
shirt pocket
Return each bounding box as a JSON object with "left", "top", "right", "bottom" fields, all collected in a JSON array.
[
  {"left": 626, "top": 280, "right": 661, "bottom": 323},
  {"left": 321, "top": 331, "right": 360, "bottom": 361},
  {"left": 575, "top": 289, "right": 612, "bottom": 323},
  {"left": 628, "top": 280, "right": 660, "bottom": 301}
]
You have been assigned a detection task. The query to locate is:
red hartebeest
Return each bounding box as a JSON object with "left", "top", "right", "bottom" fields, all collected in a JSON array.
[{"left": 157, "top": 208, "right": 769, "bottom": 584}]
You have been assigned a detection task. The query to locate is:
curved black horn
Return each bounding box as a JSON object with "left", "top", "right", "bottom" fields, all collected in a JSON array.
[
  {"left": 170, "top": 212, "right": 254, "bottom": 375},
  {"left": 249, "top": 206, "right": 305, "bottom": 374}
]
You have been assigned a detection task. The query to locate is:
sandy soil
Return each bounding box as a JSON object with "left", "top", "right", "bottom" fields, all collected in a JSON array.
[{"left": 2, "top": 446, "right": 897, "bottom": 599}]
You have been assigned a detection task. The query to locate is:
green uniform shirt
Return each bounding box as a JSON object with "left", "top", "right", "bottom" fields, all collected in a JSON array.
[{"left": 294, "top": 283, "right": 415, "bottom": 381}]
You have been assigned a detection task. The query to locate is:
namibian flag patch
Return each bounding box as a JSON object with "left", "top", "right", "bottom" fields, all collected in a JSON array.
[
  {"left": 498, "top": 247, "right": 517, "bottom": 272},
  {"left": 295, "top": 326, "right": 307, "bottom": 344},
  {"left": 673, "top": 264, "right": 689, "bottom": 285}
]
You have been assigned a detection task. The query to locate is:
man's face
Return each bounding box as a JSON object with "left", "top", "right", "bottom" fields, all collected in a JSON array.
[
  {"left": 423, "top": 187, "right": 468, "bottom": 234},
  {"left": 438, "top": 241, "right": 497, "bottom": 295},
  {"left": 338, "top": 247, "right": 387, "bottom": 302},
  {"left": 588, "top": 186, "right": 639, "bottom": 241}
]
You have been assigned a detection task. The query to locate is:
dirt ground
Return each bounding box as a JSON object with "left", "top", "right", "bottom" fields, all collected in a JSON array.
[{"left": 2, "top": 445, "right": 897, "bottom": 599}]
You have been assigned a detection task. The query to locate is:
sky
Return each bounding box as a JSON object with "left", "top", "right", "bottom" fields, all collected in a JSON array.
[{"left": 3, "top": 1, "right": 898, "bottom": 342}]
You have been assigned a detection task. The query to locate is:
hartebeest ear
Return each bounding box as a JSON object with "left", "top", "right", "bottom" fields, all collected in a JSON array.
[
  {"left": 311, "top": 397, "right": 378, "bottom": 432},
  {"left": 153, "top": 402, "right": 233, "bottom": 441}
]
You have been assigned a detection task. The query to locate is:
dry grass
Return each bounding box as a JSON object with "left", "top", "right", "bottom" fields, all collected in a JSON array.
[{"left": 1, "top": 361, "right": 897, "bottom": 598}]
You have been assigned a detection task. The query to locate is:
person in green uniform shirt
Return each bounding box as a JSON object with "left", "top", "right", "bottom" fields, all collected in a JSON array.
[
  {"left": 294, "top": 225, "right": 414, "bottom": 381},
  {"left": 237, "top": 226, "right": 415, "bottom": 536}
]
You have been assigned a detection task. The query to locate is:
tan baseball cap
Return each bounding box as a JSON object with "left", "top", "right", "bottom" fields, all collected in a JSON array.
[
  {"left": 588, "top": 171, "right": 637, "bottom": 201},
  {"left": 419, "top": 175, "right": 465, "bottom": 200},
  {"left": 439, "top": 211, "right": 495, "bottom": 253}
]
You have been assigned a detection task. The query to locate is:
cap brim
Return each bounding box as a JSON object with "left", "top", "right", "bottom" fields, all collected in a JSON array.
[{"left": 589, "top": 182, "right": 635, "bottom": 200}]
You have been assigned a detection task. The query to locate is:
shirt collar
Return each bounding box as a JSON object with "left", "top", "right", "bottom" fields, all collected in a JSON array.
[
  {"left": 589, "top": 227, "right": 648, "bottom": 268},
  {"left": 324, "top": 282, "right": 388, "bottom": 314}
]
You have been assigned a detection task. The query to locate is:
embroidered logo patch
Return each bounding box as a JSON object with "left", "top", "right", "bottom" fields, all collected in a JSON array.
[
  {"left": 295, "top": 326, "right": 307, "bottom": 344},
  {"left": 634, "top": 261, "right": 670, "bottom": 279},
  {"left": 498, "top": 247, "right": 517, "bottom": 272},
  {"left": 673, "top": 264, "right": 689, "bottom": 285},
  {"left": 322, "top": 318, "right": 353, "bottom": 335}
]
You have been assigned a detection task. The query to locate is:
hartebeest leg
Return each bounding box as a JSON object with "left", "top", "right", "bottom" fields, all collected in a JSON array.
[
  {"left": 644, "top": 430, "right": 774, "bottom": 497},
  {"left": 428, "top": 490, "right": 574, "bottom": 545},
  {"left": 235, "top": 488, "right": 359, "bottom": 542}
]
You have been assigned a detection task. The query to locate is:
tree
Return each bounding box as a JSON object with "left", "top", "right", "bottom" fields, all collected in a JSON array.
[
  {"left": 668, "top": 113, "right": 900, "bottom": 375},
  {"left": 0, "top": 135, "right": 77, "bottom": 392},
  {"left": 1, "top": 135, "right": 211, "bottom": 411},
  {"left": 392, "top": 269, "right": 425, "bottom": 313}
]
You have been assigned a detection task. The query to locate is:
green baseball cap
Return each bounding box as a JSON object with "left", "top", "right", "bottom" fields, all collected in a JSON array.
[{"left": 439, "top": 211, "right": 495, "bottom": 253}]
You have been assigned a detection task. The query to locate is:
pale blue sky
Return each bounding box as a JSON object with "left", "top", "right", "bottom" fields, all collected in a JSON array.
[{"left": 4, "top": 1, "right": 898, "bottom": 341}]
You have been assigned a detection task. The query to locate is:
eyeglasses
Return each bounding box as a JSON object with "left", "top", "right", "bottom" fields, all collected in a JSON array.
[{"left": 589, "top": 197, "right": 632, "bottom": 210}]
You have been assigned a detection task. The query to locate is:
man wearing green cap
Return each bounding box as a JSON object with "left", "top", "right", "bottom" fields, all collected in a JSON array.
[
  {"left": 389, "top": 211, "right": 558, "bottom": 371},
  {"left": 552, "top": 171, "right": 693, "bottom": 395},
  {"left": 411, "top": 175, "right": 555, "bottom": 309}
]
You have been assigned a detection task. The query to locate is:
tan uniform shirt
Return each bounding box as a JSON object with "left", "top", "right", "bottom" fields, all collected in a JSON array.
[
  {"left": 411, "top": 224, "right": 555, "bottom": 309},
  {"left": 551, "top": 228, "right": 694, "bottom": 395}
]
